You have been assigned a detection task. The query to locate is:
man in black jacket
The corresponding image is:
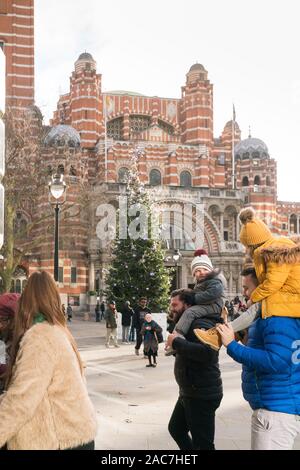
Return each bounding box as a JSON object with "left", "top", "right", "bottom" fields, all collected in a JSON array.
[{"left": 167, "top": 289, "right": 223, "bottom": 450}]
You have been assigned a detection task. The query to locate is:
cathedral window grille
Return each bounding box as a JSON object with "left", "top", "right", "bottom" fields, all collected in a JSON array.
[
  {"left": 180, "top": 171, "right": 192, "bottom": 187},
  {"left": 158, "top": 119, "right": 174, "bottom": 135},
  {"left": 129, "top": 115, "right": 151, "bottom": 133},
  {"left": 118, "top": 167, "right": 130, "bottom": 183},
  {"left": 149, "top": 169, "right": 162, "bottom": 186},
  {"left": 107, "top": 117, "right": 123, "bottom": 140}
]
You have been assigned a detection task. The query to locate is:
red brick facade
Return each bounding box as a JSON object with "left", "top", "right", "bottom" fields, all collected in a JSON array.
[{"left": 0, "top": 0, "right": 34, "bottom": 110}]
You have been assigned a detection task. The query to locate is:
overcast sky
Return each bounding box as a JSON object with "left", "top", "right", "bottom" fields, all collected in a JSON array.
[{"left": 35, "top": 0, "right": 300, "bottom": 202}]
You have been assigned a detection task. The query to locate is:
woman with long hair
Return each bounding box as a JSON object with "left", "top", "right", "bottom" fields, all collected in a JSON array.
[{"left": 0, "top": 271, "right": 97, "bottom": 450}]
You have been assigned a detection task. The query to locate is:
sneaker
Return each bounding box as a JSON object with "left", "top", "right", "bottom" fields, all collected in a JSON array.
[
  {"left": 105, "top": 344, "right": 110, "bottom": 348},
  {"left": 151, "top": 363, "right": 157, "bottom": 367},
  {"left": 135, "top": 349, "right": 139, "bottom": 356},
  {"left": 114, "top": 344, "right": 120, "bottom": 348},
  {"left": 146, "top": 364, "right": 153, "bottom": 367},
  {"left": 193, "top": 327, "right": 222, "bottom": 351}
]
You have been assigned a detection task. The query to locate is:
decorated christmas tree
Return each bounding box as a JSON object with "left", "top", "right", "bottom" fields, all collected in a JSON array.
[{"left": 105, "top": 151, "right": 171, "bottom": 312}]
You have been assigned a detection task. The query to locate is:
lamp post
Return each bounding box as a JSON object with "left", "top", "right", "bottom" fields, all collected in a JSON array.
[
  {"left": 173, "top": 249, "right": 182, "bottom": 290},
  {"left": 48, "top": 174, "right": 66, "bottom": 282}
]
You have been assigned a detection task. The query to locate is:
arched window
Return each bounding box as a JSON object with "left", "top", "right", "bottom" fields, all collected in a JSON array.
[
  {"left": 266, "top": 176, "right": 271, "bottom": 186},
  {"left": 149, "top": 169, "right": 161, "bottom": 186},
  {"left": 107, "top": 117, "right": 123, "bottom": 140},
  {"left": 118, "top": 167, "right": 130, "bottom": 183},
  {"left": 180, "top": 171, "right": 192, "bottom": 187},
  {"left": 242, "top": 176, "right": 249, "bottom": 187},
  {"left": 290, "top": 214, "right": 298, "bottom": 234},
  {"left": 224, "top": 206, "right": 238, "bottom": 241},
  {"left": 57, "top": 164, "right": 64, "bottom": 175},
  {"left": 254, "top": 175, "right": 261, "bottom": 186},
  {"left": 208, "top": 205, "right": 221, "bottom": 231}
]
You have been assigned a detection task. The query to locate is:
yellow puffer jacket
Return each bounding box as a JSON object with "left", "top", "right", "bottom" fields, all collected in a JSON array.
[{"left": 250, "top": 237, "right": 300, "bottom": 318}]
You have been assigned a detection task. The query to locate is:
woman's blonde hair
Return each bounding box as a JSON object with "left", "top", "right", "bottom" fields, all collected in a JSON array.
[{"left": 5, "top": 270, "right": 83, "bottom": 388}]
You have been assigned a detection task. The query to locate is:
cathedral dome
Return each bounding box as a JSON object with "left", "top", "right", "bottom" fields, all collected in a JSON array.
[
  {"left": 223, "top": 120, "right": 240, "bottom": 132},
  {"left": 235, "top": 137, "right": 269, "bottom": 160},
  {"left": 44, "top": 125, "right": 81, "bottom": 148},
  {"left": 78, "top": 52, "right": 94, "bottom": 61},
  {"left": 189, "top": 63, "right": 205, "bottom": 72}
]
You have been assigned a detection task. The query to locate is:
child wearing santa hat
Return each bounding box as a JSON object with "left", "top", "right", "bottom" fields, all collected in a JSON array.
[{"left": 165, "top": 249, "right": 226, "bottom": 355}]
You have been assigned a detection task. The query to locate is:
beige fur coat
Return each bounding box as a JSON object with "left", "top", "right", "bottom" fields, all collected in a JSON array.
[{"left": 0, "top": 323, "right": 97, "bottom": 450}]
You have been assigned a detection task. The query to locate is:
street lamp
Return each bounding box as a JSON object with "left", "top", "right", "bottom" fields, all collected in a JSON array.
[
  {"left": 173, "top": 249, "right": 182, "bottom": 289},
  {"left": 48, "top": 174, "right": 66, "bottom": 282}
]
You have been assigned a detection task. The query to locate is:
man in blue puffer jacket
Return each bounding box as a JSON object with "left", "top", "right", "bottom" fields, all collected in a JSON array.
[{"left": 217, "top": 267, "right": 300, "bottom": 450}]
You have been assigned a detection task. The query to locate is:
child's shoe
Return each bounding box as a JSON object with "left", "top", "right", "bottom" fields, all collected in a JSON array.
[
  {"left": 193, "top": 327, "right": 222, "bottom": 351},
  {"left": 164, "top": 346, "right": 176, "bottom": 356}
]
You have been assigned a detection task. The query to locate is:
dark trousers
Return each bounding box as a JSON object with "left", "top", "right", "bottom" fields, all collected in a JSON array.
[
  {"left": 129, "top": 324, "right": 135, "bottom": 342},
  {"left": 135, "top": 329, "right": 143, "bottom": 350},
  {"left": 168, "top": 396, "right": 221, "bottom": 450},
  {"left": 64, "top": 441, "right": 95, "bottom": 450}
]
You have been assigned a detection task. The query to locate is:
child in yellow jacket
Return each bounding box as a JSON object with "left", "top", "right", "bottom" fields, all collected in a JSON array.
[
  {"left": 239, "top": 207, "right": 300, "bottom": 319},
  {"left": 194, "top": 208, "right": 300, "bottom": 350}
]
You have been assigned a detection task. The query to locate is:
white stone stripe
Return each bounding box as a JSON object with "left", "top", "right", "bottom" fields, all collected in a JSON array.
[
  {"left": 12, "top": 52, "right": 34, "bottom": 59},
  {"left": 72, "top": 107, "right": 101, "bottom": 112},
  {"left": 0, "top": 33, "right": 34, "bottom": 38},
  {"left": 6, "top": 95, "right": 33, "bottom": 100},
  {"left": 12, "top": 63, "right": 34, "bottom": 67},
  {"left": 71, "top": 96, "right": 100, "bottom": 101},
  {"left": 8, "top": 73, "right": 34, "bottom": 78},
  {"left": 12, "top": 84, "right": 34, "bottom": 89},
  {"left": 12, "top": 4, "right": 34, "bottom": 9},
  {"left": 12, "top": 23, "right": 33, "bottom": 29},
  {"left": 7, "top": 14, "right": 34, "bottom": 18},
  {"left": 3, "top": 43, "right": 33, "bottom": 48}
]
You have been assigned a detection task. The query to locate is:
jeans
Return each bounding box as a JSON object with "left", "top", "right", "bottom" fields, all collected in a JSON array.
[
  {"left": 122, "top": 326, "right": 130, "bottom": 342},
  {"left": 129, "top": 325, "right": 135, "bottom": 342},
  {"left": 106, "top": 328, "right": 118, "bottom": 346},
  {"left": 251, "top": 409, "right": 300, "bottom": 450},
  {"left": 168, "top": 396, "right": 221, "bottom": 450},
  {"left": 135, "top": 329, "right": 143, "bottom": 351}
]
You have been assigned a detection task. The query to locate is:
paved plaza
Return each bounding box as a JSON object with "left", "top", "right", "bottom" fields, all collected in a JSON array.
[{"left": 70, "top": 317, "right": 300, "bottom": 451}]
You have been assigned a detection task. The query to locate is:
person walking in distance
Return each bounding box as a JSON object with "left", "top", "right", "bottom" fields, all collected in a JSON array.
[
  {"left": 66, "top": 303, "right": 73, "bottom": 322},
  {"left": 0, "top": 271, "right": 97, "bottom": 450},
  {"left": 95, "top": 302, "right": 101, "bottom": 322},
  {"left": 105, "top": 300, "right": 120, "bottom": 348},
  {"left": 100, "top": 301, "right": 105, "bottom": 321},
  {"left": 141, "top": 314, "right": 162, "bottom": 368},
  {"left": 121, "top": 301, "right": 134, "bottom": 344},
  {"left": 132, "top": 297, "right": 151, "bottom": 356}
]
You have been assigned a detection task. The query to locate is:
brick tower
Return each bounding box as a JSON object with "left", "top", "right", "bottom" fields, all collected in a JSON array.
[
  {"left": 52, "top": 52, "right": 102, "bottom": 148},
  {"left": 180, "top": 63, "right": 214, "bottom": 147},
  {"left": 0, "top": 0, "right": 34, "bottom": 109}
]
